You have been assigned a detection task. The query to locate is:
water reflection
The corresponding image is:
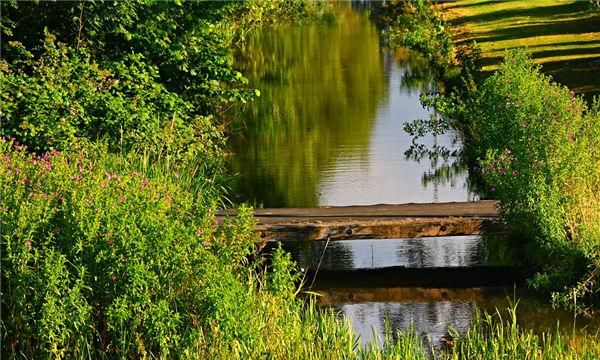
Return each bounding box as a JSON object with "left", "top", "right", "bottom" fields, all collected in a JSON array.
[
  {"left": 228, "top": 5, "right": 476, "bottom": 207},
  {"left": 320, "top": 287, "right": 600, "bottom": 349},
  {"left": 229, "top": 6, "right": 384, "bottom": 207},
  {"left": 284, "top": 235, "right": 519, "bottom": 271},
  {"left": 341, "top": 300, "right": 473, "bottom": 347}
]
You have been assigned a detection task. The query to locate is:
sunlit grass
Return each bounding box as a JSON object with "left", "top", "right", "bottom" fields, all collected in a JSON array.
[{"left": 442, "top": 0, "right": 600, "bottom": 96}]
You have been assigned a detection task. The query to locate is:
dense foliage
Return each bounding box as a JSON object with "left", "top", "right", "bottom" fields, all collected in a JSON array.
[
  {"left": 390, "top": 0, "right": 600, "bottom": 309},
  {"left": 3, "top": 0, "right": 600, "bottom": 357},
  {"left": 468, "top": 51, "right": 600, "bottom": 307},
  {"left": 0, "top": 140, "right": 365, "bottom": 359},
  {"left": 385, "top": 0, "right": 456, "bottom": 79},
  {"left": 0, "top": 0, "right": 324, "bottom": 158},
  {"left": 1, "top": 140, "right": 250, "bottom": 357}
]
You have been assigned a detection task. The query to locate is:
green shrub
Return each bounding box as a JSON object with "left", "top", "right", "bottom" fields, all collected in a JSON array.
[
  {"left": 1, "top": 139, "right": 398, "bottom": 359},
  {"left": 0, "top": 139, "right": 265, "bottom": 357},
  {"left": 468, "top": 50, "right": 600, "bottom": 305},
  {"left": 385, "top": 0, "right": 455, "bottom": 78},
  {"left": 0, "top": 35, "right": 225, "bottom": 160}
]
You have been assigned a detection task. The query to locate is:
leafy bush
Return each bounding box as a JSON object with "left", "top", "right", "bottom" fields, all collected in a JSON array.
[
  {"left": 385, "top": 0, "right": 455, "bottom": 78},
  {"left": 0, "top": 139, "right": 249, "bottom": 357},
  {"left": 0, "top": 139, "right": 358, "bottom": 358},
  {"left": 468, "top": 50, "right": 600, "bottom": 306},
  {"left": 1, "top": 35, "right": 225, "bottom": 161}
]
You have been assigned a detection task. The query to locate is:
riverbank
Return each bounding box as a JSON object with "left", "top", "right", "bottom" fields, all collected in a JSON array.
[
  {"left": 441, "top": 0, "right": 600, "bottom": 97},
  {"left": 2, "top": 1, "right": 599, "bottom": 358},
  {"left": 387, "top": 0, "right": 600, "bottom": 311}
]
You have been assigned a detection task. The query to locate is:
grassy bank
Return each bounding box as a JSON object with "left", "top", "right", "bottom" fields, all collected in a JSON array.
[
  {"left": 387, "top": 0, "right": 600, "bottom": 310},
  {"left": 2, "top": 0, "right": 599, "bottom": 358},
  {"left": 441, "top": 0, "right": 600, "bottom": 97},
  {"left": 5, "top": 140, "right": 597, "bottom": 359}
]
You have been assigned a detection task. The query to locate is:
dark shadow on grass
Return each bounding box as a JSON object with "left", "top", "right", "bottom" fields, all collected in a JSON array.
[
  {"left": 543, "top": 58, "right": 600, "bottom": 98},
  {"left": 452, "top": 2, "right": 592, "bottom": 25},
  {"left": 441, "top": 0, "right": 492, "bottom": 11},
  {"left": 530, "top": 47, "right": 600, "bottom": 60},
  {"left": 474, "top": 17, "right": 600, "bottom": 44},
  {"left": 477, "top": 56, "right": 600, "bottom": 99},
  {"left": 478, "top": 45, "right": 600, "bottom": 66},
  {"left": 515, "top": 39, "right": 600, "bottom": 50}
]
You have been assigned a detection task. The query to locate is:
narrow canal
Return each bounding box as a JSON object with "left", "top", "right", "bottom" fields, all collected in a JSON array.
[
  {"left": 228, "top": 5, "right": 474, "bottom": 207},
  {"left": 227, "top": 3, "right": 598, "bottom": 348}
]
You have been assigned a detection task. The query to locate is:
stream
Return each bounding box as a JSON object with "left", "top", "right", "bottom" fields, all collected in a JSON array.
[{"left": 227, "top": 3, "right": 599, "bottom": 348}]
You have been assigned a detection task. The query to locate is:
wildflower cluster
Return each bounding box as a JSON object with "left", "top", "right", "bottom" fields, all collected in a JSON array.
[
  {"left": 0, "top": 139, "right": 271, "bottom": 358},
  {"left": 468, "top": 50, "right": 600, "bottom": 305}
]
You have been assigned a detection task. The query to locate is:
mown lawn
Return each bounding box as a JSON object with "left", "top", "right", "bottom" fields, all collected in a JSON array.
[{"left": 441, "top": 0, "right": 600, "bottom": 97}]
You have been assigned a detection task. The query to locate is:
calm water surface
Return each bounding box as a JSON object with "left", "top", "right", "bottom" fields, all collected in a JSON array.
[
  {"left": 229, "top": 4, "right": 597, "bottom": 347},
  {"left": 282, "top": 236, "right": 599, "bottom": 348},
  {"left": 228, "top": 6, "right": 474, "bottom": 207}
]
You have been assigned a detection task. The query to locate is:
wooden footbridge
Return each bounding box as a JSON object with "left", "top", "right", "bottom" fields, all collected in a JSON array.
[{"left": 217, "top": 200, "right": 505, "bottom": 242}]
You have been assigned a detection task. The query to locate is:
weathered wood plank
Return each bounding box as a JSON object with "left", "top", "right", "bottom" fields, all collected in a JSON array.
[
  {"left": 255, "top": 217, "right": 504, "bottom": 241},
  {"left": 217, "top": 201, "right": 506, "bottom": 241}
]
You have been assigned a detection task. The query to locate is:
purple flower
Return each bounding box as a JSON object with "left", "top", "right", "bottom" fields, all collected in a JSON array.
[
  {"left": 26, "top": 241, "right": 32, "bottom": 247},
  {"left": 498, "top": 168, "right": 505, "bottom": 174},
  {"left": 44, "top": 163, "right": 52, "bottom": 170},
  {"left": 141, "top": 178, "right": 148, "bottom": 185},
  {"left": 119, "top": 196, "right": 126, "bottom": 203},
  {"left": 79, "top": 167, "right": 85, "bottom": 174}
]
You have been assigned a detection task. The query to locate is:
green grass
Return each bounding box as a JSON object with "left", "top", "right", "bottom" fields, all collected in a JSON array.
[{"left": 442, "top": 0, "right": 600, "bottom": 97}]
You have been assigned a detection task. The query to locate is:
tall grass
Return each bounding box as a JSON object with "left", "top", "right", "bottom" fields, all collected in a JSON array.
[
  {"left": 3, "top": 137, "right": 600, "bottom": 360},
  {"left": 447, "top": 305, "right": 600, "bottom": 360}
]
